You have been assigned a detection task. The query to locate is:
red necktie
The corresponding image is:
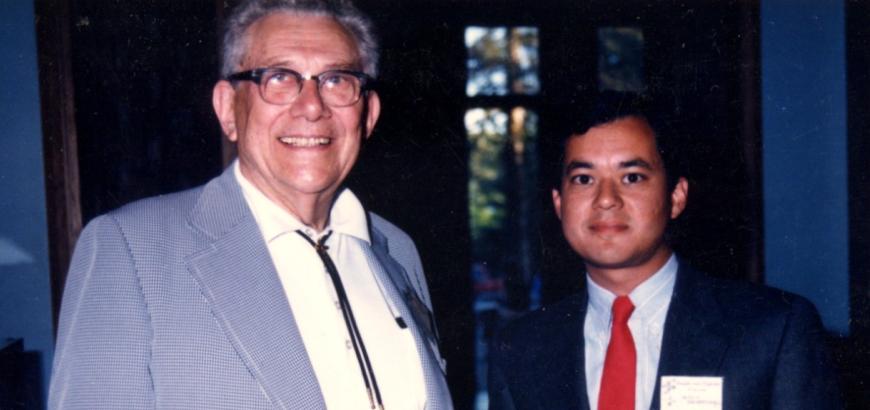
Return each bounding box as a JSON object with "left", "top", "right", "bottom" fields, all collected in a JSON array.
[{"left": 598, "top": 295, "right": 636, "bottom": 410}]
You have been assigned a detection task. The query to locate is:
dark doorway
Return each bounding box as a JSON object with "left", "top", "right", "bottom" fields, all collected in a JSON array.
[{"left": 68, "top": 0, "right": 224, "bottom": 224}]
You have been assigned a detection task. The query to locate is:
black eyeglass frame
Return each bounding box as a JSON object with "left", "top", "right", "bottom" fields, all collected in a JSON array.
[{"left": 226, "top": 67, "right": 376, "bottom": 107}]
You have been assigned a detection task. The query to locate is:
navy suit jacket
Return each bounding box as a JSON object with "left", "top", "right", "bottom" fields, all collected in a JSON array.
[
  {"left": 49, "top": 166, "right": 452, "bottom": 409},
  {"left": 488, "top": 263, "right": 842, "bottom": 410}
]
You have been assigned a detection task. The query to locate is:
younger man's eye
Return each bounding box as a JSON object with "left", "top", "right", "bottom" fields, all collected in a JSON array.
[
  {"left": 570, "top": 174, "right": 593, "bottom": 185},
  {"left": 623, "top": 173, "right": 645, "bottom": 184}
]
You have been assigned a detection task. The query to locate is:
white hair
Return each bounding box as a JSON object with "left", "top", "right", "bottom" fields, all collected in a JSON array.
[{"left": 220, "top": 0, "right": 379, "bottom": 78}]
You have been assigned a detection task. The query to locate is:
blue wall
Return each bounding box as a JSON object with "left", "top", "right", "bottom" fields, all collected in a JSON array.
[
  {"left": 0, "top": 0, "right": 55, "bottom": 399},
  {"left": 761, "top": 0, "right": 850, "bottom": 334}
]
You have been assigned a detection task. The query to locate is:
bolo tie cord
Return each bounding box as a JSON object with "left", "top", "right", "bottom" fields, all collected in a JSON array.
[{"left": 295, "top": 230, "right": 384, "bottom": 410}]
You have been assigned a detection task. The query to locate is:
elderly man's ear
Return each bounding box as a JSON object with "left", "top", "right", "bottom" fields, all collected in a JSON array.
[
  {"left": 363, "top": 90, "right": 381, "bottom": 139},
  {"left": 213, "top": 81, "right": 238, "bottom": 141}
]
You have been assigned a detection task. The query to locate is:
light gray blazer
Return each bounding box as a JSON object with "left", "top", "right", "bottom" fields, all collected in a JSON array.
[{"left": 49, "top": 167, "right": 453, "bottom": 409}]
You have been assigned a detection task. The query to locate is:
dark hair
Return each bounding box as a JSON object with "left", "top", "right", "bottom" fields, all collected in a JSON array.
[
  {"left": 552, "top": 91, "right": 686, "bottom": 192},
  {"left": 220, "top": 0, "right": 379, "bottom": 78}
]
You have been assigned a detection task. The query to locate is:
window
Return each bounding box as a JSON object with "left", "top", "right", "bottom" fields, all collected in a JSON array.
[
  {"left": 465, "top": 25, "right": 540, "bottom": 409},
  {"left": 466, "top": 26, "right": 540, "bottom": 96}
]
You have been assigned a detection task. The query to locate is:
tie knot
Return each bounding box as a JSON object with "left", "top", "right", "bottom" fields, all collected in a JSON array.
[
  {"left": 315, "top": 230, "right": 333, "bottom": 251},
  {"left": 295, "top": 229, "right": 333, "bottom": 252},
  {"left": 611, "top": 295, "right": 635, "bottom": 324}
]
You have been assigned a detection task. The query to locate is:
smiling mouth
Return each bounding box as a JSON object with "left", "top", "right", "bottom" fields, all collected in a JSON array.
[
  {"left": 278, "top": 136, "right": 331, "bottom": 147},
  {"left": 589, "top": 223, "right": 628, "bottom": 233}
]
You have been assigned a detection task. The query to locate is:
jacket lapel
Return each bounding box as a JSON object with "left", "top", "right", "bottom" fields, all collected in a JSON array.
[
  {"left": 183, "top": 168, "right": 326, "bottom": 410},
  {"left": 555, "top": 293, "right": 590, "bottom": 410},
  {"left": 513, "top": 293, "right": 590, "bottom": 410},
  {"left": 365, "top": 227, "right": 453, "bottom": 409},
  {"left": 650, "top": 263, "right": 730, "bottom": 410}
]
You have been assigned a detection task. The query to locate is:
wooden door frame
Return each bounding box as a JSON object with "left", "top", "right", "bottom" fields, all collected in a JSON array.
[{"left": 34, "top": 0, "right": 81, "bottom": 332}]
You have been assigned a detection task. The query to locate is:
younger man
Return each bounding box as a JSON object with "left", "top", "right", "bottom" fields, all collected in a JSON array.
[{"left": 488, "top": 93, "right": 841, "bottom": 410}]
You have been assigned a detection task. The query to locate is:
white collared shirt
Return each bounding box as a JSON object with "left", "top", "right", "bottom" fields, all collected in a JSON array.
[
  {"left": 234, "top": 162, "right": 426, "bottom": 409},
  {"left": 584, "top": 254, "right": 678, "bottom": 410}
]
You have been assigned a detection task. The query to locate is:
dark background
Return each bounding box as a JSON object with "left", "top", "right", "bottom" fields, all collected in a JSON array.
[{"left": 28, "top": 0, "right": 867, "bottom": 408}]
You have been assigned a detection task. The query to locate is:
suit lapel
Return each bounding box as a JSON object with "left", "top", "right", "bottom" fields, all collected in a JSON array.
[
  {"left": 365, "top": 227, "right": 453, "bottom": 409},
  {"left": 523, "top": 293, "right": 590, "bottom": 410},
  {"left": 368, "top": 228, "right": 440, "bottom": 346},
  {"left": 571, "top": 293, "right": 591, "bottom": 410},
  {"left": 184, "top": 168, "right": 325, "bottom": 410},
  {"left": 650, "top": 264, "right": 730, "bottom": 410}
]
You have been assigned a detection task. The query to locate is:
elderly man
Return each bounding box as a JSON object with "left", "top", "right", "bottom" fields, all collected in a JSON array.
[
  {"left": 488, "top": 93, "right": 841, "bottom": 410},
  {"left": 49, "top": 1, "right": 452, "bottom": 408}
]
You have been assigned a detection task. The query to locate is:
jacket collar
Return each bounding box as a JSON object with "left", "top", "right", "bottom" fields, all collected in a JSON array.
[
  {"left": 182, "top": 168, "right": 451, "bottom": 409},
  {"left": 522, "top": 293, "right": 591, "bottom": 410},
  {"left": 561, "top": 261, "right": 731, "bottom": 410},
  {"left": 367, "top": 226, "right": 453, "bottom": 408},
  {"left": 649, "top": 261, "right": 732, "bottom": 410},
  {"left": 184, "top": 167, "right": 327, "bottom": 409}
]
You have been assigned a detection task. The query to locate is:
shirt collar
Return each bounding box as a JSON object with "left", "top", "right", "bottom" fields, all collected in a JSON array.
[
  {"left": 233, "top": 160, "right": 371, "bottom": 245},
  {"left": 586, "top": 253, "right": 678, "bottom": 321}
]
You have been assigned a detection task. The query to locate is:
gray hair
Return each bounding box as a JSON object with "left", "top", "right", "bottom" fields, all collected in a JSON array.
[{"left": 220, "top": 0, "right": 379, "bottom": 79}]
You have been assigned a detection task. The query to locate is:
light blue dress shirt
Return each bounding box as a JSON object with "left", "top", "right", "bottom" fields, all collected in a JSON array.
[{"left": 584, "top": 254, "right": 678, "bottom": 410}]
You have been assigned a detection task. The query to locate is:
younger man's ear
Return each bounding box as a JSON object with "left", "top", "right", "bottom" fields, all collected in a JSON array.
[
  {"left": 669, "top": 177, "right": 689, "bottom": 219},
  {"left": 551, "top": 188, "right": 563, "bottom": 221}
]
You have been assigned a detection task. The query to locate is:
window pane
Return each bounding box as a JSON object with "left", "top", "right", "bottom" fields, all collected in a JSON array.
[
  {"left": 466, "top": 107, "right": 509, "bottom": 242},
  {"left": 466, "top": 27, "right": 510, "bottom": 96},
  {"left": 510, "top": 27, "right": 540, "bottom": 95},
  {"left": 510, "top": 106, "right": 538, "bottom": 163},
  {"left": 598, "top": 27, "right": 645, "bottom": 92},
  {"left": 467, "top": 106, "right": 541, "bottom": 410}
]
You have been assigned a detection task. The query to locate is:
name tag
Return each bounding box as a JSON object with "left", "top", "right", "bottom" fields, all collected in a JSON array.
[{"left": 660, "top": 376, "right": 722, "bottom": 410}]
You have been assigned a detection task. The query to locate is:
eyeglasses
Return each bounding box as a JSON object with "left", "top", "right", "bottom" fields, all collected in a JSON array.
[{"left": 226, "top": 67, "right": 374, "bottom": 107}]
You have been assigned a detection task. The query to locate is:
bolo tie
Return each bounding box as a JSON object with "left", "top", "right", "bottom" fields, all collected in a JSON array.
[{"left": 295, "top": 230, "right": 385, "bottom": 410}]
